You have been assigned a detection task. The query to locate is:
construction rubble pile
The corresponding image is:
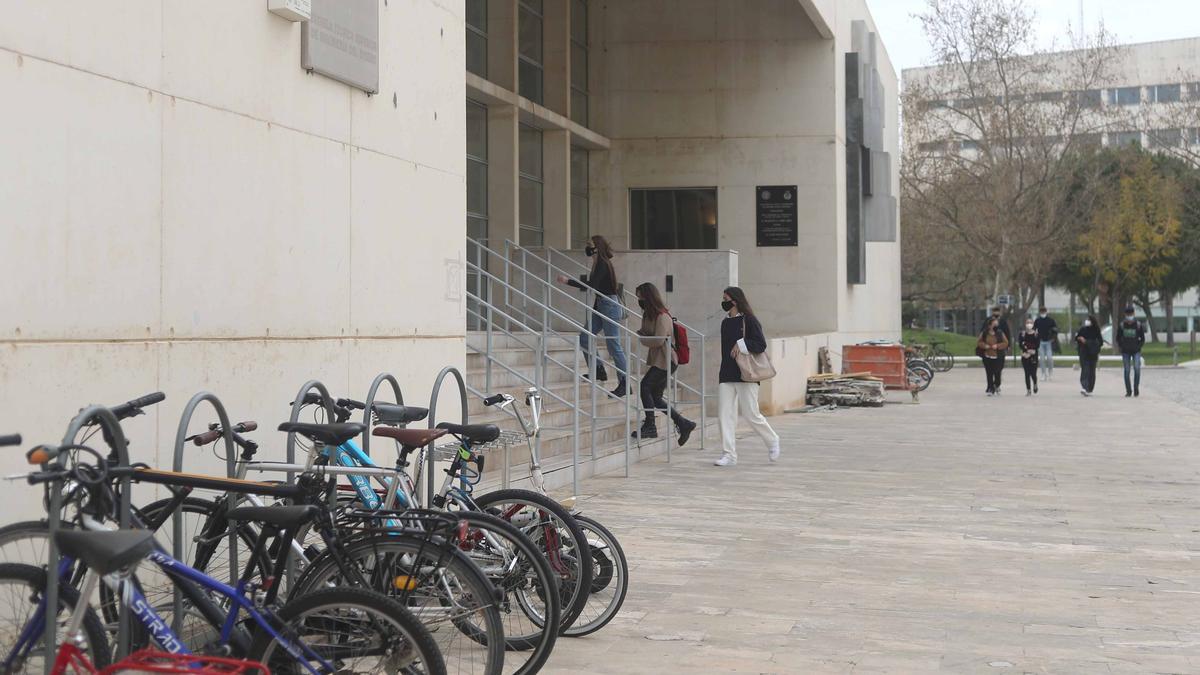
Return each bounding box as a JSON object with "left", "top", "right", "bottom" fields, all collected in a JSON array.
[{"left": 805, "top": 372, "right": 886, "bottom": 408}]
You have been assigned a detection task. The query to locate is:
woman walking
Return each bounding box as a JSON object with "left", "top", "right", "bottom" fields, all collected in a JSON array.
[
  {"left": 631, "top": 282, "right": 697, "bottom": 444},
  {"left": 557, "top": 235, "right": 629, "bottom": 397},
  {"left": 1075, "top": 315, "right": 1104, "bottom": 396},
  {"left": 1019, "top": 319, "right": 1040, "bottom": 395},
  {"left": 715, "top": 287, "right": 780, "bottom": 467},
  {"left": 978, "top": 317, "right": 1009, "bottom": 397}
]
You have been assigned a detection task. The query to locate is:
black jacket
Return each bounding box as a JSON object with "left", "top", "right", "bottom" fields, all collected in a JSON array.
[
  {"left": 1019, "top": 332, "right": 1040, "bottom": 360},
  {"left": 1116, "top": 319, "right": 1146, "bottom": 354},
  {"left": 720, "top": 314, "right": 767, "bottom": 383},
  {"left": 1033, "top": 315, "right": 1058, "bottom": 342},
  {"left": 567, "top": 258, "right": 618, "bottom": 297},
  {"left": 1074, "top": 324, "right": 1103, "bottom": 362}
]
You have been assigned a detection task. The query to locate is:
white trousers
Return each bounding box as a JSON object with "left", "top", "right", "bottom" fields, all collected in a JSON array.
[{"left": 718, "top": 382, "right": 780, "bottom": 460}]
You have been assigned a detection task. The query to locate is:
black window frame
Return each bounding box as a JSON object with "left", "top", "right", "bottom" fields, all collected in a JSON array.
[
  {"left": 465, "top": 0, "right": 488, "bottom": 78},
  {"left": 629, "top": 187, "right": 719, "bottom": 251},
  {"left": 518, "top": 0, "right": 544, "bottom": 104}
]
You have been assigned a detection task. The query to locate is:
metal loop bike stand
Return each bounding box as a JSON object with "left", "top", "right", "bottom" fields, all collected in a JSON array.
[
  {"left": 425, "top": 367, "right": 468, "bottom": 508},
  {"left": 170, "top": 392, "right": 237, "bottom": 634},
  {"left": 284, "top": 380, "right": 336, "bottom": 584},
  {"left": 360, "top": 372, "right": 405, "bottom": 458},
  {"left": 47, "top": 405, "right": 135, "bottom": 670}
]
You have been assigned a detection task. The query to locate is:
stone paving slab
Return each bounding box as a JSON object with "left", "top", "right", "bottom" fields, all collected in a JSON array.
[{"left": 544, "top": 368, "right": 1200, "bottom": 673}]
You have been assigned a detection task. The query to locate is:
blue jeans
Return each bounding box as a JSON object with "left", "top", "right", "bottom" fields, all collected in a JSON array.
[
  {"left": 1122, "top": 352, "right": 1141, "bottom": 394},
  {"left": 580, "top": 295, "right": 628, "bottom": 380},
  {"left": 1038, "top": 340, "right": 1054, "bottom": 377}
]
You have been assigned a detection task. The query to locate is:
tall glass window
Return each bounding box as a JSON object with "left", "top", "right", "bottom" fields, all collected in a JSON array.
[
  {"left": 1150, "top": 83, "right": 1181, "bottom": 104},
  {"left": 1107, "top": 86, "right": 1141, "bottom": 106},
  {"left": 519, "top": 124, "right": 544, "bottom": 246},
  {"left": 465, "top": 0, "right": 487, "bottom": 78},
  {"left": 518, "top": 0, "right": 544, "bottom": 104},
  {"left": 467, "top": 99, "right": 489, "bottom": 328},
  {"left": 570, "top": 0, "right": 588, "bottom": 126},
  {"left": 630, "top": 188, "right": 718, "bottom": 250},
  {"left": 570, "top": 147, "right": 589, "bottom": 249}
]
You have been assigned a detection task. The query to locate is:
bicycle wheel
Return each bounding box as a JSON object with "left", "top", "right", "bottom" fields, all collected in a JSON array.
[
  {"left": 0, "top": 521, "right": 56, "bottom": 565},
  {"left": 561, "top": 515, "right": 628, "bottom": 638},
  {"left": 938, "top": 349, "right": 956, "bottom": 372},
  {"left": 471, "top": 489, "right": 593, "bottom": 632},
  {"left": 0, "top": 562, "right": 111, "bottom": 672},
  {"left": 248, "top": 586, "right": 445, "bottom": 675},
  {"left": 291, "top": 534, "right": 504, "bottom": 675},
  {"left": 907, "top": 361, "right": 934, "bottom": 392},
  {"left": 450, "top": 511, "right": 559, "bottom": 675}
]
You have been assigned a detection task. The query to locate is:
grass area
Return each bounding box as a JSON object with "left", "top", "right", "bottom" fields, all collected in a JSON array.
[{"left": 902, "top": 328, "right": 1194, "bottom": 366}]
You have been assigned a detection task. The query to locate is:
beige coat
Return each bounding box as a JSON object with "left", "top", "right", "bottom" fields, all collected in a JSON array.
[{"left": 638, "top": 311, "right": 676, "bottom": 371}]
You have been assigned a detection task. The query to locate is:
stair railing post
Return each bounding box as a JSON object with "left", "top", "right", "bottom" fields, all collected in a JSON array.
[
  {"left": 588, "top": 289, "right": 598, "bottom": 462},
  {"left": 624, "top": 326, "right": 632, "bottom": 478},
  {"left": 572, "top": 344, "right": 581, "bottom": 497},
  {"left": 665, "top": 349, "right": 673, "bottom": 463}
]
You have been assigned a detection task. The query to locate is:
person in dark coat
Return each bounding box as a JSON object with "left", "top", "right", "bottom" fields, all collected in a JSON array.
[
  {"left": 557, "top": 235, "right": 629, "bottom": 397},
  {"left": 714, "top": 286, "right": 779, "bottom": 467},
  {"left": 1074, "top": 315, "right": 1104, "bottom": 396},
  {"left": 981, "top": 307, "right": 1012, "bottom": 392},
  {"left": 1019, "top": 319, "right": 1040, "bottom": 395},
  {"left": 1116, "top": 306, "right": 1146, "bottom": 397},
  {"left": 977, "top": 318, "right": 1010, "bottom": 396},
  {"left": 1033, "top": 307, "right": 1058, "bottom": 381}
]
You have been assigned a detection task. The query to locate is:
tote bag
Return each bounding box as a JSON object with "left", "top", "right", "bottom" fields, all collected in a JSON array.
[{"left": 735, "top": 316, "right": 777, "bottom": 382}]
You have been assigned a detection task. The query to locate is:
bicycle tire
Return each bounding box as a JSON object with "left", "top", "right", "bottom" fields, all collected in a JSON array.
[
  {"left": 248, "top": 585, "right": 446, "bottom": 675},
  {"left": 290, "top": 532, "right": 504, "bottom": 675},
  {"left": 0, "top": 562, "right": 111, "bottom": 671},
  {"left": 561, "top": 515, "right": 628, "bottom": 638},
  {"left": 450, "top": 511, "right": 559, "bottom": 675},
  {"left": 907, "top": 362, "right": 934, "bottom": 392},
  {"left": 471, "top": 489, "right": 593, "bottom": 632}
]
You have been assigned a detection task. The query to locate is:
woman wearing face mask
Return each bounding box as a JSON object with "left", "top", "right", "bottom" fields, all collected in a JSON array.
[
  {"left": 1019, "top": 320, "right": 1040, "bottom": 395},
  {"left": 1074, "top": 315, "right": 1104, "bottom": 396},
  {"left": 557, "top": 235, "right": 629, "bottom": 397},
  {"left": 631, "top": 282, "right": 697, "bottom": 444},
  {"left": 715, "top": 287, "right": 780, "bottom": 467},
  {"left": 977, "top": 318, "right": 1009, "bottom": 397}
]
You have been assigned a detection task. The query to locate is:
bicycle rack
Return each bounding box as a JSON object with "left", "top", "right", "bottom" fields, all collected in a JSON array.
[
  {"left": 170, "top": 392, "right": 238, "bottom": 634},
  {"left": 360, "top": 372, "right": 405, "bottom": 458},
  {"left": 285, "top": 380, "right": 338, "bottom": 482},
  {"left": 425, "top": 366, "right": 468, "bottom": 508},
  {"left": 47, "top": 404, "right": 136, "bottom": 668}
]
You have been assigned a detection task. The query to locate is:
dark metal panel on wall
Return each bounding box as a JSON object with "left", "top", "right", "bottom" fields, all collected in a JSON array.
[{"left": 845, "top": 52, "right": 866, "bottom": 285}]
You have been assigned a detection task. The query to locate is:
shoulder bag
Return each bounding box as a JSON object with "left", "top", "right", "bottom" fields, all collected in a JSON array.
[{"left": 735, "top": 316, "right": 777, "bottom": 382}]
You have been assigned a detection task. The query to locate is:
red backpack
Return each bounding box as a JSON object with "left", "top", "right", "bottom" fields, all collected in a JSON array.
[{"left": 671, "top": 316, "right": 691, "bottom": 365}]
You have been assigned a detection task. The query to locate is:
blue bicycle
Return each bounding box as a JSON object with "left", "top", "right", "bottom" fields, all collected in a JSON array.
[{"left": 0, "top": 441, "right": 446, "bottom": 675}]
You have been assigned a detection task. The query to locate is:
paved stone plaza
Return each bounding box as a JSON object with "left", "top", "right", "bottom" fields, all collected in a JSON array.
[{"left": 547, "top": 367, "right": 1200, "bottom": 673}]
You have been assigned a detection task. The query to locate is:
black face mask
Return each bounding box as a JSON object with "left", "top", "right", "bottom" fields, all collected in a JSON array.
[
  {"left": 721, "top": 300, "right": 735, "bottom": 312},
  {"left": 992, "top": 314, "right": 1001, "bottom": 319},
  {"left": 585, "top": 246, "right": 596, "bottom": 257},
  {"left": 637, "top": 299, "right": 647, "bottom": 310}
]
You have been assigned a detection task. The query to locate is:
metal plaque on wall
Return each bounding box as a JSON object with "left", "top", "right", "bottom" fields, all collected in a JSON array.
[
  {"left": 302, "top": 0, "right": 379, "bottom": 94},
  {"left": 756, "top": 186, "right": 799, "bottom": 247}
]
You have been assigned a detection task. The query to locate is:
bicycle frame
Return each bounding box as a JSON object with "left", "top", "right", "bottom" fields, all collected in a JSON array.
[{"left": 7, "top": 549, "right": 334, "bottom": 674}]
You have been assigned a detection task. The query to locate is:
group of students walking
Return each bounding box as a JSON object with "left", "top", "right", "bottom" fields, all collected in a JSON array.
[
  {"left": 558, "top": 236, "right": 779, "bottom": 468},
  {"left": 977, "top": 305, "right": 1147, "bottom": 398}
]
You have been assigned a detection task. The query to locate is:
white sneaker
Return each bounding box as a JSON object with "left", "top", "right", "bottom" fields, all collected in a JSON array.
[
  {"left": 714, "top": 454, "right": 736, "bottom": 467},
  {"left": 768, "top": 445, "right": 780, "bottom": 462}
]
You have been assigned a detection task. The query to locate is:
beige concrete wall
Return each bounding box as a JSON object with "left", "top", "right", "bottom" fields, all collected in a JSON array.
[
  {"left": 0, "top": 2, "right": 467, "bottom": 518},
  {"left": 585, "top": 0, "right": 901, "bottom": 345}
]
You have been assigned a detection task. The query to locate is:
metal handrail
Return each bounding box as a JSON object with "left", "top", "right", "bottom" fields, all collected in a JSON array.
[{"left": 533, "top": 240, "right": 709, "bottom": 337}]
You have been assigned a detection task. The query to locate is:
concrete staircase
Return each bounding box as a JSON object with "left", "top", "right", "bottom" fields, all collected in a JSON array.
[{"left": 464, "top": 332, "right": 710, "bottom": 493}]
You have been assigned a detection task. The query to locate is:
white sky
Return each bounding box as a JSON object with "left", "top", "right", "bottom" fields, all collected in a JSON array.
[{"left": 865, "top": 0, "right": 1200, "bottom": 77}]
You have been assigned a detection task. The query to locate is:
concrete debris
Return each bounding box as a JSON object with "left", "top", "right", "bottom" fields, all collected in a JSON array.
[{"left": 806, "top": 373, "right": 886, "bottom": 407}]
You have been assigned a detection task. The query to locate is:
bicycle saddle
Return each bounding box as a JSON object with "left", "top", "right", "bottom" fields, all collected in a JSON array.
[
  {"left": 55, "top": 530, "right": 155, "bottom": 576},
  {"left": 372, "top": 403, "right": 429, "bottom": 426},
  {"left": 436, "top": 422, "right": 500, "bottom": 445},
  {"left": 372, "top": 427, "right": 447, "bottom": 447},
  {"left": 277, "top": 422, "right": 365, "bottom": 446},
  {"left": 226, "top": 505, "right": 318, "bottom": 530}
]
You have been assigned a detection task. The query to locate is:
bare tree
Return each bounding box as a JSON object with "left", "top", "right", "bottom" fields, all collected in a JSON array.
[{"left": 902, "top": 0, "right": 1122, "bottom": 323}]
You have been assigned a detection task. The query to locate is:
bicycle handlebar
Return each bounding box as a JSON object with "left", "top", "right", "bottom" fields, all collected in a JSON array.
[
  {"left": 108, "top": 392, "right": 166, "bottom": 421},
  {"left": 482, "top": 394, "right": 508, "bottom": 407},
  {"left": 189, "top": 421, "right": 257, "bottom": 446},
  {"left": 0, "top": 434, "right": 20, "bottom": 448}
]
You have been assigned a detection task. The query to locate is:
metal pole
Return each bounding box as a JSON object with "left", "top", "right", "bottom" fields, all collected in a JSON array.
[
  {"left": 665, "top": 355, "right": 673, "bottom": 464},
  {"left": 572, "top": 344, "right": 581, "bottom": 497},
  {"left": 699, "top": 333, "right": 707, "bottom": 451},
  {"left": 624, "top": 327, "right": 631, "bottom": 478}
]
